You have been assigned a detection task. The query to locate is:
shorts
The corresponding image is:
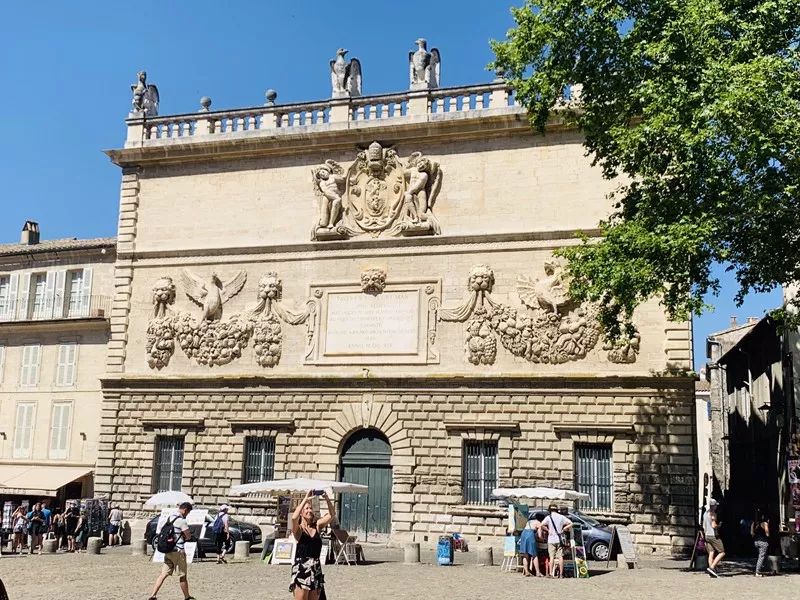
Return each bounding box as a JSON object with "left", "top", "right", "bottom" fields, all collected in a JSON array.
[
  {"left": 548, "top": 543, "right": 564, "bottom": 560},
  {"left": 706, "top": 537, "right": 725, "bottom": 554},
  {"left": 107, "top": 523, "right": 120, "bottom": 535},
  {"left": 161, "top": 551, "right": 188, "bottom": 578}
]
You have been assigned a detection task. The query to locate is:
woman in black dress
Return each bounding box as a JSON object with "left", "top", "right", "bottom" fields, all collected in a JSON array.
[
  {"left": 64, "top": 503, "right": 80, "bottom": 552},
  {"left": 289, "top": 490, "right": 335, "bottom": 600}
]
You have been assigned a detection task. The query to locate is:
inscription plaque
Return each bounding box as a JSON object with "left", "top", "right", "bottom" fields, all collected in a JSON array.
[{"left": 325, "top": 291, "right": 419, "bottom": 355}]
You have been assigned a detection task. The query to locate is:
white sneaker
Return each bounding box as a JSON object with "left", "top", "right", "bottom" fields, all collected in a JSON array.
[{"left": 706, "top": 567, "right": 719, "bottom": 578}]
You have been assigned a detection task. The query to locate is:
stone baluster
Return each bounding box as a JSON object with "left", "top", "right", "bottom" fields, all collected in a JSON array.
[
  {"left": 235, "top": 115, "right": 246, "bottom": 131},
  {"left": 305, "top": 109, "right": 315, "bottom": 125},
  {"left": 213, "top": 116, "right": 223, "bottom": 133},
  {"left": 368, "top": 104, "right": 378, "bottom": 120},
  {"left": 393, "top": 101, "right": 404, "bottom": 117},
  {"left": 463, "top": 94, "right": 472, "bottom": 111},
  {"left": 247, "top": 113, "right": 257, "bottom": 130},
  {"left": 447, "top": 96, "right": 457, "bottom": 112}
]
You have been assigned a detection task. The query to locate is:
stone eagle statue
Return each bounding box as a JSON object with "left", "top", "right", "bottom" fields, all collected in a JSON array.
[
  {"left": 330, "top": 48, "right": 362, "bottom": 98},
  {"left": 409, "top": 39, "right": 440, "bottom": 90},
  {"left": 178, "top": 269, "right": 247, "bottom": 321},
  {"left": 131, "top": 70, "right": 159, "bottom": 116}
]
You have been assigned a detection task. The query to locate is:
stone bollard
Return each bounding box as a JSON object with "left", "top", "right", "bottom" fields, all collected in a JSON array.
[
  {"left": 404, "top": 542, "right": 420, "bottom": 564},
  {"left": 131, "top": 539, "right": 148, "bottom": 556},
  {"left": 476, "top": 545, "right": 493, "bottom": 566},
  {"left": 42, "top": 539, "right": 58, "bottom": 554},
  {"left": 86, "top": 537, "right": 103, "bottom": 555},
  {"left": 234, "top": 540, "right": 250, "bottom": 561}
]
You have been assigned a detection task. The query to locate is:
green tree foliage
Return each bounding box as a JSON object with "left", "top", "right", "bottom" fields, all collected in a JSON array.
[{"left": 492, "top": 1, "right": 800, "bottom": 337}]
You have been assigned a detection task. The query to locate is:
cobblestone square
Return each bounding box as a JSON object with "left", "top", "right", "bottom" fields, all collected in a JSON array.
[{"left": 1, "top": 546, "right": 797, "bottom": 600}]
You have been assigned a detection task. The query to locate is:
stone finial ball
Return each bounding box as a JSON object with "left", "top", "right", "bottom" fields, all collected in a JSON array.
[
  {"left": 265, "top": 89, "right": 278, "bottom": 106},
  {"left": 199, "top": 96, "right": 212, "bottom": 111}
]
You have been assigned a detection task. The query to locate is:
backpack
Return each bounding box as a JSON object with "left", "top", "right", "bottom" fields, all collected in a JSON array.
[
  {"left": 156, "top": 516, "right": 179, "bottom": 553},
  {"left": 212, "top": 513, "right": 226, "bottom": 535}
]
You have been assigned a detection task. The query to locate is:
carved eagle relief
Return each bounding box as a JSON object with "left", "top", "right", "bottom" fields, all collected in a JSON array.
[{"left": 178, "top": 269, "right": 247, "bottom": 321}]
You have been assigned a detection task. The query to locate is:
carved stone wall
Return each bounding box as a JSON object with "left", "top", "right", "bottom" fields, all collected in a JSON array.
[{"left": 98, "top": 380, "right": 697, "bottom": 555}]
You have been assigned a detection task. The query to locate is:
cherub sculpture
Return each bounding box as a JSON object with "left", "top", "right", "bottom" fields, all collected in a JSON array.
[
  {"left": 409, "top": 39, "right": 440, "bottom": 90},
  {"left": 312, "top": 159, "right": 346, "bottom": 230},
  {"left": 330, "top": 48, "right": 362, "bottom": 98},
  {"left": 403, "top": 152, "right": 442, "bottom": 222},
  {"left": 130, "top": 71, "right": 159, "bottom": 116},
  {"left": 178, "top": 269, "right": 247, "bottom": 321}
]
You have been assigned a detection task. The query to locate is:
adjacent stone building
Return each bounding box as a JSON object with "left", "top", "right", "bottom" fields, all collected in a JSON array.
[
  {"left": 98, "top": 51, "right": 696, "bottom": 554},
  {"left": 0, "top": 222, "right": 115, "bottom": 511}
]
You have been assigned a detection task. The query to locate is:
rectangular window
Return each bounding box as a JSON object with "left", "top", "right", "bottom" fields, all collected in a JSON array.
[
  {"left": 0, "top": 276, "right": 10, "bottom": 318},
  {"left": 242, "top": 437, "right": 276, "bottom": 484},
  {"left": 19, "top": 344, "right": 41, "bottom": 387},
  {"left": 463, "top": 440, "right": 497, "bottom": 504},
  {"left": 13, "top": 403, "right": 35, "bottom": 458},
  {"left": 55, "top": 343, "right": 78, "bottom": 387},
  {"left": 49, "top": 402, "right": 72, "bottom": 459},
  {"left": 154, "top": 436, "right": 184, "bottom": 492},
  {"left": 66, "top": 270, "right": 84, "bottom": 317},
  {"left": 575, "top": 444, "right": 613, "bottom": 511},
  {"left": 30, "top": 273, "right": 47, "bottom": 319}
]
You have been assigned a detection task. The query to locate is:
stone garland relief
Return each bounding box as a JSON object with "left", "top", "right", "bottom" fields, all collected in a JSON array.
[
  {"left": 145, "top": 271, "right": 316, "bottom": 369},
  {"left": 311, "top": 142, "right": 442, "bottom": 241},
  {"left": 438, "top": 264, "right": 641, "bottom": 366}
]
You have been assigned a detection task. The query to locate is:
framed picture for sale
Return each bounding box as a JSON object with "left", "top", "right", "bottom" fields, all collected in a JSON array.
[{"left": 272, "top": 538, "right": 297, "bottom": 565}]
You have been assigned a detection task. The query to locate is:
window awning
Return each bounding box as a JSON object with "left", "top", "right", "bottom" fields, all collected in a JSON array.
[{"left": 0, "top": 465, "right": 93, "bottom": 496}]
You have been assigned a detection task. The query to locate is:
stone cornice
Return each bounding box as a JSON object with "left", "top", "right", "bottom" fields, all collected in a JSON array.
[
  {"left": 118, "top": 229, "right": 601, "bottom": 263},
  {"left": 139, "top": 417, "right": 205, "bottom": 428},
  {"left": 443, "top": 420, "right": 520, "bottom": 432},
  {"left": 102, "top": 374, "right": 694, "bottom": 395},
  {"left": 552, "top": 424, "right": 637, "bottom": 436},
  {"left": 226, "top": 418, "right": 295, "bottom": 431}
]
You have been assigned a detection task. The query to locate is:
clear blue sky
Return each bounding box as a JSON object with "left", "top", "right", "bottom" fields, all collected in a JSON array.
[{"left": 0, "top": 0, "right": 781, "bottom": 370}]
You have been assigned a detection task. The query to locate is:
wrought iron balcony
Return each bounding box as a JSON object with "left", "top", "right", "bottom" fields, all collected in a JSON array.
[{"left": 0, "top": 295, "right": 111, "bottom": 323}]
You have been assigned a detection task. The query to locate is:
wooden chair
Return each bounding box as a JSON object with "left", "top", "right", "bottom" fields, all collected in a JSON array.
[{"left": 331, "top": 528, "right": 359, "bottom": 565}]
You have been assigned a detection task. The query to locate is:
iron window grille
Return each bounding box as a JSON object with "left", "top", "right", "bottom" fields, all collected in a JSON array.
[
  {"left": 154, "top": 436, "right": 184, "bottom": 492},
  {"left": 463, "top": 440, "right": 497, "bottom": 504},
  {"left": 575, "top": 443, "right": 613, "bottom": 511},
  {"left": 242, "top": 436, "right": 276, "bottom": 484}
]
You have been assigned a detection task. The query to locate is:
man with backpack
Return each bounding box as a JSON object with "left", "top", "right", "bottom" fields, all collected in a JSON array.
[
  {"left": 147, "top": 502, "right": 195, "bottom": 600},
  {"left": 211, "top": 504, "right": 231, "bottom": 564}
]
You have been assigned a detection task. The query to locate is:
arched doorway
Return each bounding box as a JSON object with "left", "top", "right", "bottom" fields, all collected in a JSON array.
[{"left": 339, "top": 428, "right": 392, "bottom": 540}]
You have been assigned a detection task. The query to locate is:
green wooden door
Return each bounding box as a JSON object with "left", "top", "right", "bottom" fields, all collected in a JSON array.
[{"left": 339, "top": 429, "right": 392, "bottom": 540}]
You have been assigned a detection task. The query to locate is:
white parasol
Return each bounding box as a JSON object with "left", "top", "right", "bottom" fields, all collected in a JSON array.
[
  {"left": 144, "top": 490, "right": 195, "bottom": 507},
  {"left": 228, "top": 478, "right": 369, "bottom": 497},
  {"left": 491, "top": 487, "right": 590, "bottom": 502}
]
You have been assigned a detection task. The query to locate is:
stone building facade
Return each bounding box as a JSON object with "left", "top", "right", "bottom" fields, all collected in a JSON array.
[
  {"left": 98, "top": 60, "right": 695, "bottom": 554},
  {"left": 0, "top": 222, "right": 115, "bottom": 509}
]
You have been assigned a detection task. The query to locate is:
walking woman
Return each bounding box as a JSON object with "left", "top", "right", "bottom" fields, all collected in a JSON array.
[
  {"left": 289, "top": 490, "right": 335, "bottom": 600},
  {"left": 751, "top": 509, "right": 770, "bottom": 576},
  {"left": 11, "top": 506, "right": 27, "bottom": 554}
]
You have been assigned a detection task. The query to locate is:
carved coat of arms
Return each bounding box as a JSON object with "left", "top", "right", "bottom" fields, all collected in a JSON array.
[{"left": 312, "top": 142, "right": 442, "bottom": 240}]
